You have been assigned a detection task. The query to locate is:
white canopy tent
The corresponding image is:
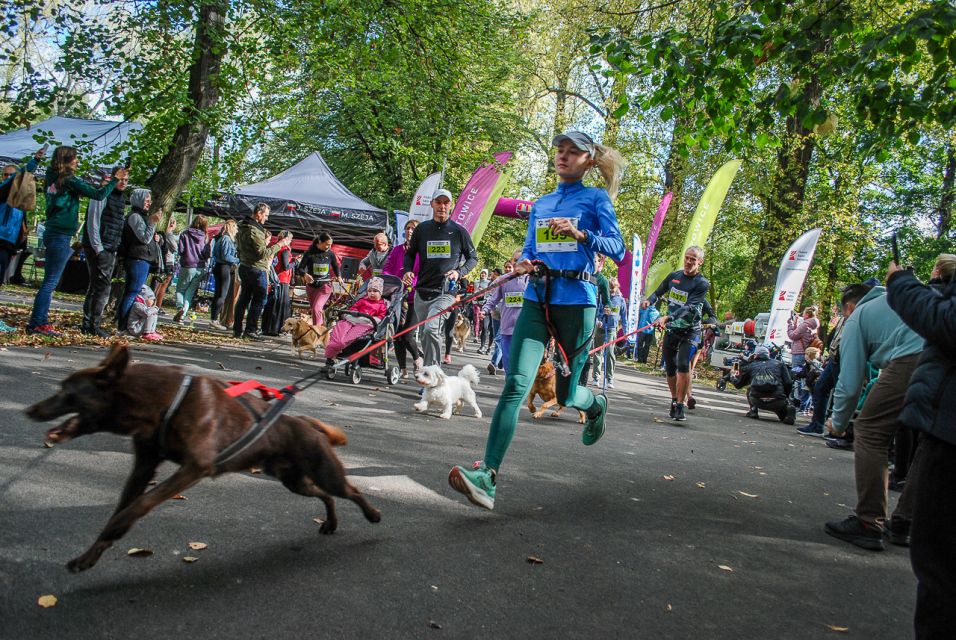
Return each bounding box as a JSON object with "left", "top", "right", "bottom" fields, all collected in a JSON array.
[{"left": 0, "top": 116, "right": 142, "bottom": 166}]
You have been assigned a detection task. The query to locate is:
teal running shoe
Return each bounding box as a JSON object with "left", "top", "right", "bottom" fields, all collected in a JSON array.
[
  {"left": 449, "top": 462, "right": 496, "bottom": 510},
  {"left": 582, "top": 394, "right": 607, "bottom": 445}
]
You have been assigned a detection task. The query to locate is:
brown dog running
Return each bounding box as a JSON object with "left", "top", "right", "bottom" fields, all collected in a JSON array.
[
  {"left": 24, "top": 343, "right": 380, "bottom": 573},
  {"left": 451, "top": 314, "right": 471, "bottom": 353},
  {"left": 527, "top": 359, "right": 587, "bottom": 423},
  {"left": 281, "top": 314, "right": 330, "bottom": 358}
]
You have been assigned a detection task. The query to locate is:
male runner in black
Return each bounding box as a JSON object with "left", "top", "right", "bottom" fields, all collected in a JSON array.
[
  {"left": 642, "top": 245, "right": 710, "bottom": 421},
  {"left": 403, "top": 189, "right": 478, "bottom": 366}
]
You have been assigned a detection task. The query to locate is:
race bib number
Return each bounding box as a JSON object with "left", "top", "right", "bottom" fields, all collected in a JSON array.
[
  {"left": 535, "top": 218, "right": 578, "bottom": 253},
  {"left": 312, "top": 263, "right": 330, "bottom": 277},
  {"left": 372, "top": 268, "right": 382, "bottom": 276},
  {"left": 668, "top": 287, "right": 689, "bottom": 306},
  {"left": 426, "top": 241, "right": 451, "bottom": 258},
  {"left": 608, "top": 306, "right": 620, "bottom": 316},
  {"left": 504, "top": 293, "right": 524, "bottom": 308}
]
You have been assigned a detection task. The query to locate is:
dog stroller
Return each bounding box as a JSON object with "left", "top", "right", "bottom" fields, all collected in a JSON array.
[{"left": 323, "top": 274, "right": 405, "bottom": 385}]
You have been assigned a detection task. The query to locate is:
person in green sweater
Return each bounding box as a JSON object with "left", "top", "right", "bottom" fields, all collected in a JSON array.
[{"left": 28, "top": 146, "right": 127, "bottom": 336}]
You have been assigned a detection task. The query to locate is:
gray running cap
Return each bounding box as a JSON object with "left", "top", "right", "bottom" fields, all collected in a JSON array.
[{"left": 552, "top": 131, "right": 596, "bottom": 156}]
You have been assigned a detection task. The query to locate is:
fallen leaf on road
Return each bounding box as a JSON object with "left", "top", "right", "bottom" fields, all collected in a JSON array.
[
  {"left": 429, "top": 621, "right": 442, "bottom": 630},
  {"left": 43, "top": 352, "right": 52, "bottom": 360},
  {"left": 825, "top": 624, "right": 849, "bottom": 632},
  {"left": 188, "top": 542, "right": 207, "bottom": 551},
  {"left": 313, "top": 517, "right": 325, "bottom": 525},
  {"left": 653, "top": 417, "right": 664, "bottom": 423},
  {"left": 249, "top": 467, "right": 262, "bottom": 474},
  {"left": 42, "top": 441, "right": 54, "bottom": 449},
  {"left": 147, "top": 481, "right": 157, "bottom": 486},
  {"left": 737, "top": 491, "right": 759, "bottom": 499},
  {"left": 666, "top": 604, "right": 672, "bottom": 612},
  {"left": 216, "top": 362, "right": 226, "bottom": 370},
  {"left": 696, "top": 482, "right": 706, "bottom": 489},
  {"left": 526, "top": 555, "right": 544, "bottom": 565},
  {"left": 183, "top": 556, "right": 199, "bottom": 563},
  {"left": 663, "top": 475, "right": 675, "bottom": 481},
  {"left": 37, "top": 594, "right": 58, "bottom": 608},
  {"left": 173, "top": 495, "right": 188, "bottom": 500},
  {"left": 127, "top": 548, "right": 153, "bottom": 557},
  {"left": 717, "top": 565, "right": 734, "bottom": 572}
]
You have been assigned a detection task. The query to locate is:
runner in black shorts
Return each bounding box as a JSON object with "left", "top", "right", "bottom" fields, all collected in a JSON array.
[{"left": 642, "top": 246, "right": 710, "bottom": 422}]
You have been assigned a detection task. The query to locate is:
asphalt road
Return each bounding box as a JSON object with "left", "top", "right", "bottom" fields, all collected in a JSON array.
[{"left": 0, "top": 338, "right": 916, "bottom": 639}]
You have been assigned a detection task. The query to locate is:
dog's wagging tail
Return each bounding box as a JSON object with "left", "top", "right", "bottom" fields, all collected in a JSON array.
[{"left": 24, "top": 343, "right": 380, "bottom": 573}]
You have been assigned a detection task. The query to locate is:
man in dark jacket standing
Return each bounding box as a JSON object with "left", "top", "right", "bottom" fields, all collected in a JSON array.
[
  {"left": 402, "top": 189, "right": 478, "bottom": 366},
  {"left": 886, "top": 255, "right": 956, "bottom": 640},
  {"left": 730, "top": 344, "right": 796, "bottom": 424},
  {"left": 234, "top": 203, "right": 289, "bottom": 339},
  {"left": 81, "top": 168, "right": 128, "bottom": 336}
]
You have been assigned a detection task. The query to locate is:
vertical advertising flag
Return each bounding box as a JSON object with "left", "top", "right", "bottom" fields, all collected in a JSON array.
[
  {"left": 393, "top": 210, "right": 409, "bottom": 242},
  {"left": 643, "top": 160, "right": 741, "bottom": 295},
  {"left": 641, "top": 192, "right": 673, "bottom": 288},
  {"left": 409, "top": 172, "right": 443, "bottom": 223},
  {"left": 452, "top": 151, "right": 514, "bottom": 246},
  {"left": 682, "top": 159, "right": 742, "bottom": 254},
  {"left": 627, "top": 234, "right": 644, "bottom": 344},
  {"left": 764, "top": 228, "right": 823, "bottom": 347}
]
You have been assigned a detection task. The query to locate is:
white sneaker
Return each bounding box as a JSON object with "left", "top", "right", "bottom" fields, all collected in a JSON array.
[
  {"left": 400, "top": 369, "right": 408, "bottom": 380},
  {"left": 209, "top": 320, "right": 224, "bottom": 330},
  {"left": 413, "top": 357, "right": 424, "bottom": 373},
  {"left": 607, "top": 379, "right": 615, "bottom": 389}
]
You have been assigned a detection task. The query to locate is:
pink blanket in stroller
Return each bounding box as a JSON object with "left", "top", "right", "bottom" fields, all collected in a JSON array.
[{"left": 325, "top": 320, "right": 374, "bottom": 359}]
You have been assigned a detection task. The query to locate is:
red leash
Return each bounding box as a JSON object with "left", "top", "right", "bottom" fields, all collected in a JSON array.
[
  {"left": 587, "top": 323, "right": 656, "bottom": 355},
  {"left": 334, "top": 271, "right": 522, "bottom": 367}
]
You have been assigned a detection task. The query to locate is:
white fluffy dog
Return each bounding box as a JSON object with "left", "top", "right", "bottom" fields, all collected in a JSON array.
[{"left": 414, "top": 364, "right": 482, "bottom": 419}]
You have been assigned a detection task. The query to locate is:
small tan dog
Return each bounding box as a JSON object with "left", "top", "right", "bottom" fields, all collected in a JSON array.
[
  {"left": 452, "top": 314, "right": 471, "bottom": 352},
  {"left": 281, "top": 315, "right": 330, "bottom": 359},
  {"left": 527, "top": 359, "right": 586, "bottom": 423}
]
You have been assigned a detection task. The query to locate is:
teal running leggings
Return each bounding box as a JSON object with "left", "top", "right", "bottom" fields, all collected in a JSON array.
[{"left": 484, "top": 301, "right": 597, "bottom": 470}]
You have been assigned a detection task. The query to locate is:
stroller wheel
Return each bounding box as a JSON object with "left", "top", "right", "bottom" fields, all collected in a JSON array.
[
  {"left": 716, "top": 378, "right": 726, "bottom": 392},
  {"left": 325, "top": 364, "right": 336, "bottom": 380},
  {"left": 350, "top": 365, "right": 362, "bottom": 385},
  {"left": 386, "top": 366, "right": 400, "bottom": 385}
]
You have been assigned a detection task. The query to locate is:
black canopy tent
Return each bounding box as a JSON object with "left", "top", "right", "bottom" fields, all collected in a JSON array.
[{"left": 198, "top": 152, "right": 387, "bottom": 248}]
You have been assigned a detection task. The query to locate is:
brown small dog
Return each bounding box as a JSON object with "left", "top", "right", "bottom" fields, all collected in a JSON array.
[
  {"left": 281, "top": 314, "right": 329, "bottom": 358},
  {"left": 25, "top": 343, "right": 380, "bottom": 573},
  {"left": 452, "top": 314, "right": 471, "bottom": 352},
  {"left": 527, "top": 359, "right": 586, "bottom": 423}
]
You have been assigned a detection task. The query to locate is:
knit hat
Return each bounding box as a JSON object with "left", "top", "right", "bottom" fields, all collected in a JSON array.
[{"left": 367, "top": 277, "right": 384, "bottom": 293}]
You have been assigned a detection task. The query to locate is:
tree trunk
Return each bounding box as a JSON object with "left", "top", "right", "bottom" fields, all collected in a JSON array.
[
  {"left": 601, "top": 74, "right": 626, "bottom": 149},
  {"left": 938, "top": 144, "right": 955, "bottom": 239},
  {"left": 147, "top": 1, "right": 227, "bottom": 217},
  {"left": 741, "top": 80, "right": 819, "bottom": 309}
]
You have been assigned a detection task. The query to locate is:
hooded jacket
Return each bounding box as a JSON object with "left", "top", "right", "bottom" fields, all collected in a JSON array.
[
  {"left": 830, "top": 286, "right": 925, "bottom": 432},
  {"left": 177, "top": 227, "right": 211, "bottom": 269},
  {"left": 44, "top": 170, "right": 118, "bottom": 236},
  {"left": 887, "top": 272, "right": 956, "bottom": 445},
  {"left": 237, "top": 217, "right": 281, "bottom": 271}
]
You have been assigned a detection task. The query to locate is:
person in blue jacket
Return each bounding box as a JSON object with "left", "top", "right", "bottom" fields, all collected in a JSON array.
[
  {"left": 635, "top": 303, "right": 660, "bottom": 363},
  {"left": 598, "top": 279, "right": 628, "bottom": 388},
  {"left": 449, "top": 130, "right": 626, "bottom": 510},
  {"left": 0, "top": 148, "right": 44, "bottom": 287}
]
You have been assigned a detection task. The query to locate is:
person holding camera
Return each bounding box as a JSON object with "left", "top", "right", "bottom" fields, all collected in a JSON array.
[{"left": 729, "top": 344, "right": 796, "bottom": 424}]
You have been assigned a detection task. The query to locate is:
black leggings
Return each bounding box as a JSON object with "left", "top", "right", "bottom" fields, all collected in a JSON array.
[
  {"left": 394, "top": 301, "right": 421, "bottom": 369},
  {"left": 211, "top": 263, "right": 232, "bottom": 322},
  {"left": 662, "top": 331, "right": 695, "bottom": 376}
]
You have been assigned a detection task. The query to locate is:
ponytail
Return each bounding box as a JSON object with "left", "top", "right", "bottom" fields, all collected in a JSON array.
[{"left": 592, "top": 144, "right": 625, "bottom": 200}]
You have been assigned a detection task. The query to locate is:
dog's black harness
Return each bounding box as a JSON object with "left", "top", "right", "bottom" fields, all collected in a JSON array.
[{"left": 157, "top": 375, "right": 295, "bottom": 466}]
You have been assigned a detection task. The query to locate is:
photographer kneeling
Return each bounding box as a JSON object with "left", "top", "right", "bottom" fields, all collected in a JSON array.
[{"left": 729, "top": 344, "right": 796, "bottom": 425}]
